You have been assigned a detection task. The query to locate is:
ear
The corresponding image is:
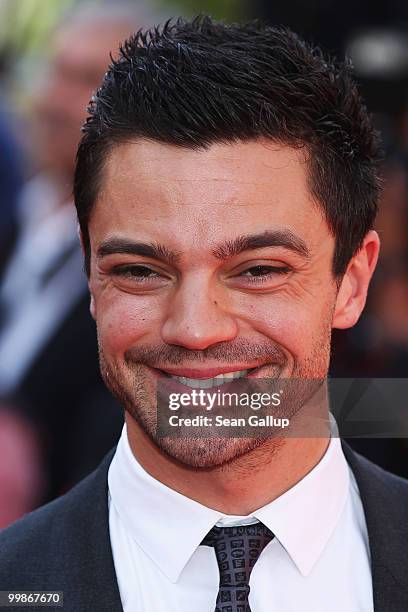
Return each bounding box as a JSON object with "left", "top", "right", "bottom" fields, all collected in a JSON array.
[
  {"left": 89, "top": 293, "right": 97, "bottom": 320},
  {"left": 78, "top": 226, "right": 96, "bottom": 320},
  {"left": 332, "top": 230, "right": 380, "bottom": 329}
]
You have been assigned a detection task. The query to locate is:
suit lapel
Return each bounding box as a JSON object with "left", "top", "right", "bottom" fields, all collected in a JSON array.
[
  {"left": 61, "top": 448, "right": 123, "bottom": 612},
  {"left": 342, "top": 441, "right": 408, "bottom": 612}
]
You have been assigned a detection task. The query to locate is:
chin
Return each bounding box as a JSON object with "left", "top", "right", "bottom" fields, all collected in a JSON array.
[{"left": 151, "top": 434, "right": 278, "bottom": 470}]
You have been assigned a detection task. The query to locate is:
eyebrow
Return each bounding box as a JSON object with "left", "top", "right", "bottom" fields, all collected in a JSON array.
[
  {"left": 212, "top": 230, "right": 310, "bottom": 260},
  {"left": 96, "top": 229, "right": 310, "bottom": 265},
  {"left": 97, "top": 239, "right": 181, "bottom": 264}
]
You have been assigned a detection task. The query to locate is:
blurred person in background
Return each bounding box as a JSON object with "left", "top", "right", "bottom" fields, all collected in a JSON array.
[
  {"left": 0, "top": 95, "right": 34, "bottom": 529},
  {"left": 0, "top": 1, "right": 155, "bottom": 527}
]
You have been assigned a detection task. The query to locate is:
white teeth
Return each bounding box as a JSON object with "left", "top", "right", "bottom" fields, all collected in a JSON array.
[{"left": 169, "top": 369, "right": 249, "bottom": 389}]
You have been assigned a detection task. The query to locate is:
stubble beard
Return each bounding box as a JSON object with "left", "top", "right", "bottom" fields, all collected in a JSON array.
[{"left": 98, "top": 323, "right": 333, "bottom": 471}]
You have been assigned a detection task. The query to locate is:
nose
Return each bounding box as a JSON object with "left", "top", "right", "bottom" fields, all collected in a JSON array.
[{"left": 161, "top": 274, "right": 238, "bottom": 350}]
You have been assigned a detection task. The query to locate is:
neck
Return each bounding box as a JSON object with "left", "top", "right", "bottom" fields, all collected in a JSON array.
[{"left": 125, "top": 414, "right": 330, "bottom": 515}]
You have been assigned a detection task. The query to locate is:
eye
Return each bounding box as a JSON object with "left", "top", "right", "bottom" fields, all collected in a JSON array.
[
  {"left": 238, "top": 265, "right": 291, "bottom": 282},
  {"left": 110, "top": 264, "right": 165, "bottom": 282}
]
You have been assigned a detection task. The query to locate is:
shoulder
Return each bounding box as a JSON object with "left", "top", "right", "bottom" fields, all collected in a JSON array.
[
  {"left": 0, "top": 471, "right": 94, "bottom": 556},
  {"left": 0, "top": 491, "right": 76, "bottom": 582},
  {"left": 343, "top": 440, "right": 408, "bottom": 557},
  {"left": 0, "top": 448, "right": 115, "bottom": 587},
  {"left": 343, "top": 440, "right": 408, "bottom": 504},
  {"left": 343, "top": 441, "right": 408, "bottom": 599}
]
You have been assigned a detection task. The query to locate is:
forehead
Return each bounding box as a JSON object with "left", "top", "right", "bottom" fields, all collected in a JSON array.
[{"left": 91, "top": 138, "right": 329, "bottom": 251}]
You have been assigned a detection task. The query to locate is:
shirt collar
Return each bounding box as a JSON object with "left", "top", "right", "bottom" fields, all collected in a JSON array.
[
  {"left": 254, "top": 433, "right": 349, "bottom": 576},
  {"left": 108, "top": 425, "right": 349, "bottom": 582}
]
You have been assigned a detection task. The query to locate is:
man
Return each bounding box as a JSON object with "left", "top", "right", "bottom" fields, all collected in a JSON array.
[{"left": 1, "top": 16, "right": 407, "bottom": 612}]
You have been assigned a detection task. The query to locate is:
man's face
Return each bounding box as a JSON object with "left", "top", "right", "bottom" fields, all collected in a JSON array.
[{"left": 88, "top": 139, "right": 340, "bottom": 467}]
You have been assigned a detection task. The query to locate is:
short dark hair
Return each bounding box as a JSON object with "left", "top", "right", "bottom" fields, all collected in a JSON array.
[{"left": 74, "top": 16, "right": 382, "bottom": 277}]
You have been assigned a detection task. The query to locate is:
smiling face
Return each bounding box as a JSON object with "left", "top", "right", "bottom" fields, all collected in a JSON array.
[{"left": 87, "top": 138, "right": 375, "bottom": 468}]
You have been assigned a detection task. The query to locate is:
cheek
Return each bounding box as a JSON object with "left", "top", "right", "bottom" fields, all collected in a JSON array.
[
  {"left": 96, "top": 294, "right": 164, "bottom": 355},
  {"left": 235, "top": 292, "right": 334, "bottom": 355}
]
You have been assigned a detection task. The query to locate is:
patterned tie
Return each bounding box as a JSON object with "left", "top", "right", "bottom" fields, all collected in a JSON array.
[{"left": 201, "top": 522, "right": 274, "bottom": 612}]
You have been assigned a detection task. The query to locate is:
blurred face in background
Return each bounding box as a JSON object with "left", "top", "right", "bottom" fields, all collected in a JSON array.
[{"left": 32, "top": 18, "right": 134, "bottom": 186}]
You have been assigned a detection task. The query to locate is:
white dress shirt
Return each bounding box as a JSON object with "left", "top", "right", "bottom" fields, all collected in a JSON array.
[{"left": 108, "top": 426, "right": 373, "bottom": 611}]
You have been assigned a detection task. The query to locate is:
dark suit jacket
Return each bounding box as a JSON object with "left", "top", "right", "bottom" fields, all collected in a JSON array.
[{"left": 0, "top": 441, "right": 408, "bottom": 611}]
